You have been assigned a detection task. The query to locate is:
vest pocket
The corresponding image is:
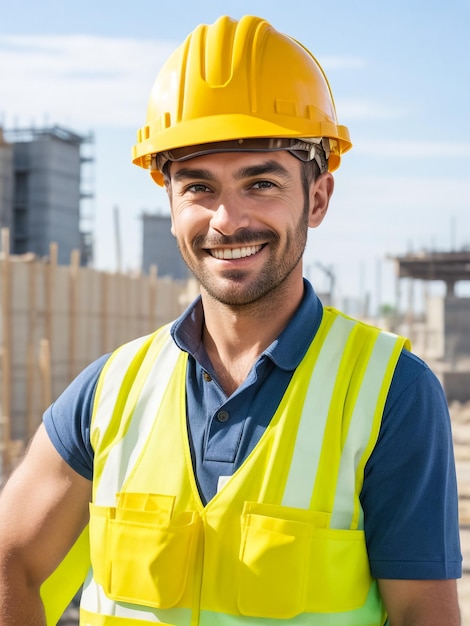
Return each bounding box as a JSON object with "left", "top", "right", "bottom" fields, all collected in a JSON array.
[
  {"left": 89, "top": 498, "right": 200, "bottom": 609},
  {"left": 237, "top": 502, "right": 371, "bottom": 617},
  {"left": 308, "top": 527, "right": 372, "bottom": 611}
]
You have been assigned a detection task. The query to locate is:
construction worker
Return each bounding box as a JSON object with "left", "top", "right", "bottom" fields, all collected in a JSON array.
[{"left": 0, "top": 15, "right": 462, "bottom": 626}]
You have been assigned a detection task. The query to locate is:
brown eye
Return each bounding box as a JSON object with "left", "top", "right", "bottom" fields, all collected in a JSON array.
[
  {"left": 251, "top": 180, "right": 275, "bottom": 190},
  {"left": 187, "top": 183, "right": 211, "bottom": 193}
]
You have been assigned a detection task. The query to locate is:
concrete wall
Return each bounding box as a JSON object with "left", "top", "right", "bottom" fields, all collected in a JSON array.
[
  {"left": 443, "top": 371, "right": 470, "bottom": 404},
  {"left": 425, "top": 295, "right": 445, "bottom": 359},
  {"left": 444, "top": 297, "right": 470, "bottom": 362},
  {"left": 423, "top": 295, "right": 470, "bottom": 362}
]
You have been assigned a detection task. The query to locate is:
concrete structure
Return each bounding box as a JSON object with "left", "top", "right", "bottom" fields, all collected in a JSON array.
[
  {"left": 392, "top": 250, "right": 470, "bottom": 401},
  {"left": 1, "top": 126, "right": 94, "bottom": 265},
  {"left": 142, "top": 212, "right": 189, "bottom": 280},
  {"left": 425, "top": 296, "right": 470, "bottom": 362},
  {"left": 393, "top": 250, "right": 470, "bottom": 296}
]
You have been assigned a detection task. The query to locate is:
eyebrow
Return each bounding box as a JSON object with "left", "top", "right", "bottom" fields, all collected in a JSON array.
[
  {"left": 171, "top": 167, "right": 214, "bottom": 183},
  {"left": 171, "top": 159, "right": 291, "bottom": 183},
  {"left": 233, "top": 160, "right": 291, "bottom": 180}
]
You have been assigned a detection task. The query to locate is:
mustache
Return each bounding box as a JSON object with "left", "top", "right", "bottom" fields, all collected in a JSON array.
[{"left": 193, "top": 230, "right": 280, "bottom": 249}]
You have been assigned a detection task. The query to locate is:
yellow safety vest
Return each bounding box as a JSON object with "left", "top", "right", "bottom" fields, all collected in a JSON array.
[{"left": 41, "top": 307, "right": 409, "bottom": 626}]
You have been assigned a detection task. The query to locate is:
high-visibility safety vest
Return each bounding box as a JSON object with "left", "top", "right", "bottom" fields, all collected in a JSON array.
[{"left": 42, "top": 307, "right": 409, "bottom": 625}]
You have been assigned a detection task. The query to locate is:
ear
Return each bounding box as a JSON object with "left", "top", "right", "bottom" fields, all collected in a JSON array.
[{"left": 308, "top": 172, "right": 334, "bottom": 228}]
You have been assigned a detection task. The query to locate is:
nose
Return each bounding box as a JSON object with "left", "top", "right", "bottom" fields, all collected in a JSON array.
[{"left": 209, "top": 194, "right": 250, "bottom": 235}]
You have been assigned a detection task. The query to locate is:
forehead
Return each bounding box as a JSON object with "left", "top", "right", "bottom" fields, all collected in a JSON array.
[{"left": 169, "top": 150, "right": 301, "bottom": 181}]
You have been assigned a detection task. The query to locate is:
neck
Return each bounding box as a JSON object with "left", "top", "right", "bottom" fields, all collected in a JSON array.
[{"left": 200, "top": 275, "right": 305, "bottom": 394}]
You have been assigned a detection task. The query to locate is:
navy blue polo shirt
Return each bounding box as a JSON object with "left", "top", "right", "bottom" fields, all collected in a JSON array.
[
  {"left": 44, "top": 280, "right": 462, "bottom": 580},
  {"left": 170, "top": 281, "right": 322, "bottom": 504}
]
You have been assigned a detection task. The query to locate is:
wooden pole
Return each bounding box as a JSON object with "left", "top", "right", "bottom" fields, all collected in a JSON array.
[
  {"left": 69, "top": 249, "right": 80, "bottom": 383},
  {"left": 38, "top": 339, "right": 52, "bottom": 412},
  {"left": 26, "top": 257, "right": 37, "bottom": 438},
  {"left": 44, "top": 242, "right": 57, "bottom": 401},
  {"left": 0, "top": 228, "right": 12, "bottom": 476},
  {"left": 113, "top": 205, "right": 122, "bottom": 274},
  {"left": 45, "top": 243, "right": 58, "bottom": 350},
  {"left": 138, "top": 271, "right": 145, "bottom": 337},
  {"left": 149, "top": 264, "right": 157, "bottom": 334},
  {"left": 100, "top": 271, "right": 109, "bottom": 355}
]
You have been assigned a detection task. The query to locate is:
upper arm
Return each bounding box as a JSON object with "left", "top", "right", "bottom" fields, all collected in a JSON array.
[
  {"left": 378, "top": 578, "right": 460, "bottom": 625},
  {"left": 362, "top": 357, "right": 461, "bottom": 580},
  {"left": 0, "top": 424, "right": 92, "bottom": 588}
]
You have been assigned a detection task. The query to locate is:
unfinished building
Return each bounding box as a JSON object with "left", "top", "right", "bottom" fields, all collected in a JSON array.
[
  {"left": 0, "top": 126, "right": 94, "bottom": 266},
  {"left": 393, "top": 250, "right": 470, "bottom": 402}
]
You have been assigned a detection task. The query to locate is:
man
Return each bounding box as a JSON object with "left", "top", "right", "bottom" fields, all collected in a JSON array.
[{"left": 0, "top": 15, "right": 462, "bottom": 626}]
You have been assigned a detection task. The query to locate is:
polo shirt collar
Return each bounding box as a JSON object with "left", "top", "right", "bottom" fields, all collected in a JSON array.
[{"left": 170, "top": 279, "right": 323, "bottom": 372}]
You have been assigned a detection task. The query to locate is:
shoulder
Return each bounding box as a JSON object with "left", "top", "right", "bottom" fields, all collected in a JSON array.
[
  {"left": 384, "top": 348, "right": 449, "bottom": 434},
  {"left": 392, "top": 347, "right": 438, "bottom": 391},
  {"left": 376, "top": 347, "right": 453, "bottom": 468}
]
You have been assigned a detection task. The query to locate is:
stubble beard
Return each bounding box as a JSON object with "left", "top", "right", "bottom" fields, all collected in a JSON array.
[{"left": 176, "top": 203, "right": 309, "bottom": 308}]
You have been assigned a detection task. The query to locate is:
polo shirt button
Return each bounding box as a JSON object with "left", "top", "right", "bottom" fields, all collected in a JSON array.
[
  {"left": 203, "top": 371, "right": 212, "bottom": 382},
  {"left": 217, "top": 410, "right": 229, "bottom": 422}
]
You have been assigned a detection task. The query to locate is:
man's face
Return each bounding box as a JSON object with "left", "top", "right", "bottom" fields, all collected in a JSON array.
[{"left": 167, "top": 150, "right": 313, "bottom": 307}]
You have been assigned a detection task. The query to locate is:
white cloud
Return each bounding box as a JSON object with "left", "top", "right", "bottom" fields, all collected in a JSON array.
[
  {"left": 338, "top": 99, "right": 412, "bottom": 120},
  {"left": 0, "top": 34, "right": 177, "bottom": 129}
]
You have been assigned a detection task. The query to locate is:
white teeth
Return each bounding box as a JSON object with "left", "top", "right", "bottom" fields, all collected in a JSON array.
[{"left": 211, "top": 245, "right": 262, "bottom": 260}]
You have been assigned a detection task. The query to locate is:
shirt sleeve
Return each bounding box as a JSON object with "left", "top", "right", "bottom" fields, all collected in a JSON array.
[
  {"left": 362, "top": 349, "right": 462, "bottom": 580},
  {"left": 43, "top": 354, "right": 110, "bottom": 480}
]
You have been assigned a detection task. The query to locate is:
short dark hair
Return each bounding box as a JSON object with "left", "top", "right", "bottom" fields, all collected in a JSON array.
[{"left": 300, "top": 159, "right": 321, "bottom": 207}]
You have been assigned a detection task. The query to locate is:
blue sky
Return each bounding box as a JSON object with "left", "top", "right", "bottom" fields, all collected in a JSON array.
[{"left": 1, "top": 0, "right": 469, "bottom": 312}]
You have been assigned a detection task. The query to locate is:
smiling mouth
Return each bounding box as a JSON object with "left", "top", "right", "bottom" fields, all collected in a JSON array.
[{"left": 209, "top": 245, "right": 263, "bottom": 260}]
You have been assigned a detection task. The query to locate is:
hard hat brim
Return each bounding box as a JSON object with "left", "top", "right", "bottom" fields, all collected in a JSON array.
[{"left": 132, "top": 113, "right": 352, "bottom": 172}]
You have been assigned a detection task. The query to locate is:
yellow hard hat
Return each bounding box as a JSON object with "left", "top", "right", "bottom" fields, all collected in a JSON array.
[{"left": 132, "top": 15, "right": 352, "bottom": 186}]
